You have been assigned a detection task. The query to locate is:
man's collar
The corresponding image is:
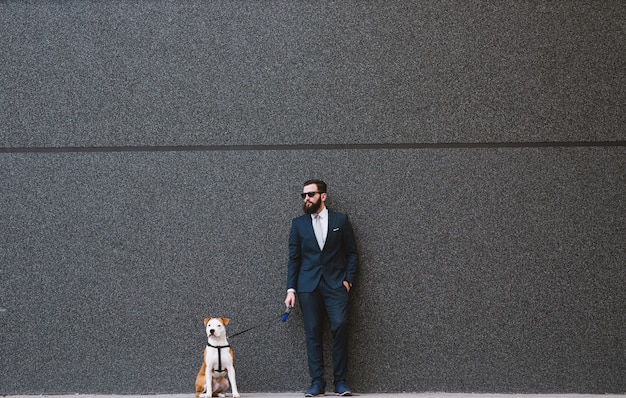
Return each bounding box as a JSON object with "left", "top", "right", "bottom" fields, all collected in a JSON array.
[{"left": 312, "top": 208, "right": 328, "bottom": 219}]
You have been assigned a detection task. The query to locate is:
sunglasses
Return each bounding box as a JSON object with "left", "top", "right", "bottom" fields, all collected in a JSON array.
[{"left": 300, "top": 191, "right": 323, "bottom": 199}]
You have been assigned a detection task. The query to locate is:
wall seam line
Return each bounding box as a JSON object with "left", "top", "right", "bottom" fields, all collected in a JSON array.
[{"left": 1, "top": 141, "right": 625, "bottom": 154}]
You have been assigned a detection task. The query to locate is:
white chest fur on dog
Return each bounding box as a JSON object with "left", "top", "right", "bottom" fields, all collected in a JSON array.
[{"left": 195, "top": 317, "right": 240, "bottom": 398}]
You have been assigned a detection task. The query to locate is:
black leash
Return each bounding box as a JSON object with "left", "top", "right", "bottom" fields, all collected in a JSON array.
[
  {"left": 228, "top": 307, "right": 292, "bottom": 339},
  {"left": 205, "top": 308, "right": 292, "bottom": 373}
]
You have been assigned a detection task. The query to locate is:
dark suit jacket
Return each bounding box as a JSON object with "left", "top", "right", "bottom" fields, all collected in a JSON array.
[{"left": 287, "top": 210, "right": 358, "bottom": 293}]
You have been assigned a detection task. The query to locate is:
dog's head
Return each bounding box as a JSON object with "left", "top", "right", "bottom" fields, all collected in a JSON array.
[{"left": 203, "top": 317, "right": 230, "bottom": 339}]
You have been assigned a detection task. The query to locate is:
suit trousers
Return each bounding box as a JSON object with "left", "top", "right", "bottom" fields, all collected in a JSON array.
[{"left": 298, "top": 277, "right": 350, "bottom": 385}]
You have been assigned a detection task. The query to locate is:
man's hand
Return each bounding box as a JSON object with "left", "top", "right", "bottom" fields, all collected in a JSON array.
[
  {"left": 343, "top": 281, "right": 351, "bottom": 293},
  {"left": 285, "top": 291, "right": 297, "bottom": 308}
]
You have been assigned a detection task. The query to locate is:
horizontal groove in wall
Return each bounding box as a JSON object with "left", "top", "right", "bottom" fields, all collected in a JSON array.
[{"left": 1, "top": 141, "right": 625, "bottom": 154}]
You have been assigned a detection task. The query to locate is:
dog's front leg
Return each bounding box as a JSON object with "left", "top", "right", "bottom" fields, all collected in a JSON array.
[{"left": 226, "top": 365, "right": 239, "bottom": 398}]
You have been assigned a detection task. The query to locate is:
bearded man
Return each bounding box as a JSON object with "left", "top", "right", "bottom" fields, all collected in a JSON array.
[{"left": 284, "top": 179, "right": 359, "bottom": 397}]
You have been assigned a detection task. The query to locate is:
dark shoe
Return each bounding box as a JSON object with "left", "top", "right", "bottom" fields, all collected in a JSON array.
[
  {"left": 305, "top": 382, "right": 325, "bottom": 397},
  {"left": 335, "top": 381, "right": 352, "bottom": 396}
]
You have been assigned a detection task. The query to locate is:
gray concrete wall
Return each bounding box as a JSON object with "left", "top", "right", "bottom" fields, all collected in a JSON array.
[{"left": 1, "top": 1, "right": 624, "bottom": 395}]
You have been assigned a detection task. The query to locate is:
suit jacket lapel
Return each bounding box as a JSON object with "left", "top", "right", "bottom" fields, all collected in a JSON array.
[
  {"left": 325, "top": 211, "right": 337, "bottom": 248},
  {"left": 303, "top": 214, "right": 321, "bottom": 251}
]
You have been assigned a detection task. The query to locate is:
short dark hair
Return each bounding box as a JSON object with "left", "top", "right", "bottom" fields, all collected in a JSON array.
[{"left": 303, "top": 179, "right": 327, "bottom": 193}]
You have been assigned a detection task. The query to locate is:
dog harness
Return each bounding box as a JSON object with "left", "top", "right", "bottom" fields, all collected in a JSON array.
[{"left": 207, "top": 343, "right": 230, "bottom": 377}]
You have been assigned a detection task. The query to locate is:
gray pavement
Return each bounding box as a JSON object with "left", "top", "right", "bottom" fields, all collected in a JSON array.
[{"left": 7, "top": 394, "right": 624, "bottom": 398}]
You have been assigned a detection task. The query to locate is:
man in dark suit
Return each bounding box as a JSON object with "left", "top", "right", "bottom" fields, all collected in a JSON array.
[{"left": 284, "top": 179, "right": 359, "bottom": 397}]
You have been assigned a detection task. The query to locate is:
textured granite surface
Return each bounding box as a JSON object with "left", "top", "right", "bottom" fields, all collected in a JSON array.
[
  {"left": 1, "top": 0, "right": 625, "bottom": 395},
  {"left": 1, "top": 148, "right": 624, "bottom": 394},
  {"left": 1, "top": 1, "right": 625, "bottom": 148}
]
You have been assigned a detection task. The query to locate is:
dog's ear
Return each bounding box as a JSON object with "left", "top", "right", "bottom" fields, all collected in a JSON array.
[
  {"left": 203, "top": 317, "right": 212, "bottom": 326},
  {"left": 220, "top": 317, "right": 230, "bottom": 326}
]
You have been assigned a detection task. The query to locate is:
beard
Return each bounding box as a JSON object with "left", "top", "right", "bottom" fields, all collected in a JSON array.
[{"left": 303, "top": 197, "right": 322, "bottom": 214}]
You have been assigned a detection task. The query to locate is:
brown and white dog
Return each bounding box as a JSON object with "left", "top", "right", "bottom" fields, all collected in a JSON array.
[{"left": 195, "top": 317, "right": 240, "bottom": 398}]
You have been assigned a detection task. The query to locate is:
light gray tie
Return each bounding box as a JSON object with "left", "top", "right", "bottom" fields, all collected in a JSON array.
[{"left": 313, "top": 214, "right": 324, "bottom": 249}]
